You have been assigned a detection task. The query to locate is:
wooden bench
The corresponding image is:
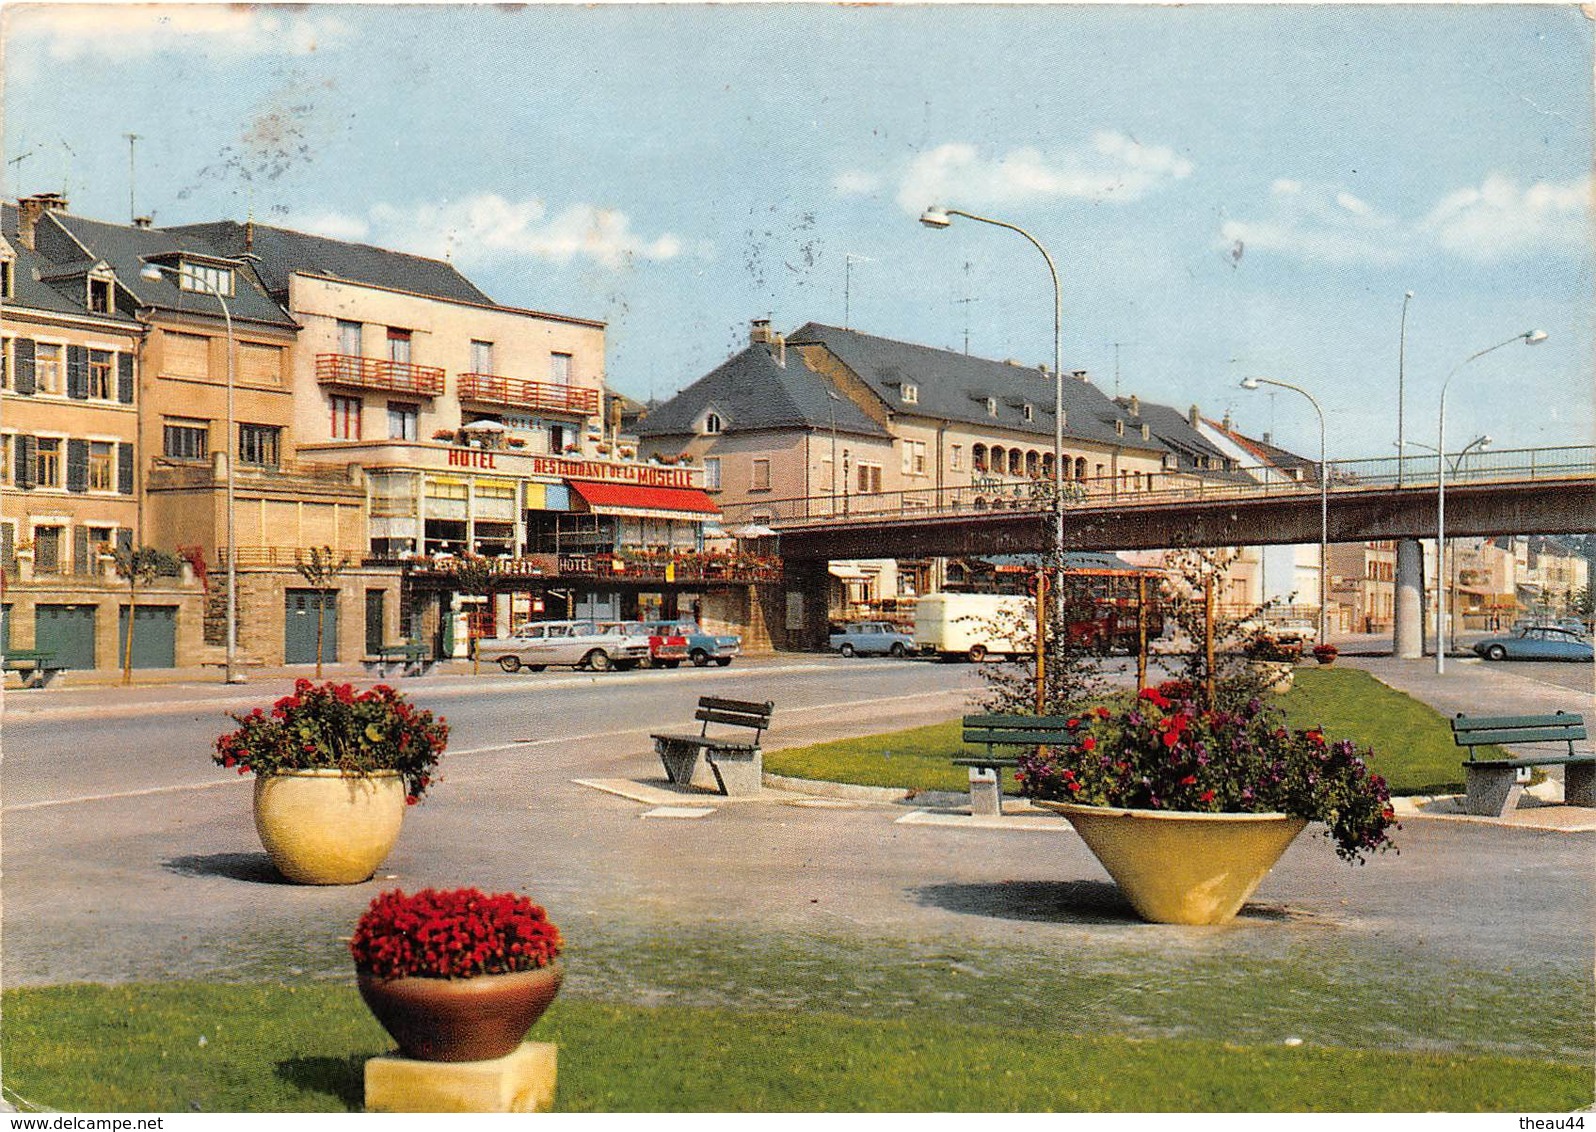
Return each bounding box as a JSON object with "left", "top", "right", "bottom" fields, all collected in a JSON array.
[
  {"left": 1451, "top": 712, "right": 1594, "bottom": 817},
  {"left": 953, "top": 713, "right": 1076, "bottom": 816},
  {"left": 2, "top": 649, "right": 67, "bottom": 689},
  {"left": 362, "top": 642, "right": 436, "bottom": 678},
  {"left": 651, "top": 696, "right": 775, "bottom": 797}
]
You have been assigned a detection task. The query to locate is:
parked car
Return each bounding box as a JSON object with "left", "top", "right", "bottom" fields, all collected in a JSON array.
[
  {"left": 648, "top": 620, "right": 741, "bottom": 667},
  {"left": 476, "top": 620, "right": 650, "bottom": 673},
  {"left": 1472, "top": 625, "right": 1594, "bottom": 662},
  {"left": 610, "top": 621, "right": 689, "bottom": 668},
  {"left": 829, "top": 621, "right": 916, "bottom": 658}
]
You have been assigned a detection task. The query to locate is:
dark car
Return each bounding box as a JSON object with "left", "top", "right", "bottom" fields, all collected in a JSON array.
[
  {"left": 1472, "top": 625, "right": 1594, "bottom": 662},
  {"left": 648, "top": 620, "right": 741, "bottom": 667}
]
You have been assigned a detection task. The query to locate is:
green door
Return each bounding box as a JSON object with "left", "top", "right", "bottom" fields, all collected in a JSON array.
[
  {"left": 285, "top": 589, "right": 339, "bottom": 665},
  {"left": 118, "top": 605, "right": 177, "bottom": 669},
  {"left": 34, "top": 604, "right": 97, "bottom": 671},
  {"left": 365, "top": 589, "right": 386, "bottom": 654}
]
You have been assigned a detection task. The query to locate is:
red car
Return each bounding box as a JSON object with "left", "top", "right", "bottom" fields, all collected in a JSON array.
[{"left": 611, "top": 622, "right": 689, "bottom": 668}]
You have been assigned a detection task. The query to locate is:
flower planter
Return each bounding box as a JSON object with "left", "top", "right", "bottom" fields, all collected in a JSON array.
[
  {"left": 1037, "top": 801, "right": 1307, "bottom": 925},
  {"left": 253, "top": 769, "right": 406, "bottom": 885},
  {"left": 359, "top": 964, "right": 564, "bottom": 1062},
  {"left": 1251, "top": 661, "right": 1295, "bottom": 693}
]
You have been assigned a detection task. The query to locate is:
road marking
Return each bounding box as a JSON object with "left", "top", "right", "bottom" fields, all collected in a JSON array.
[
  {"left": 5, "top": 778, "right": 237, "bottom": 813},
  {"left": 641, "top": 806, "right": 715, "bottom": 819}
]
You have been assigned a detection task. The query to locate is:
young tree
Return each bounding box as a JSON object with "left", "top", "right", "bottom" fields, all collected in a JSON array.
[
  {"left": 114, "top": 545, "right": 181, "bottom": 686},
  {"left": 449, "top": 557, "right": 496, "bottom": 676},
  {"left": 1158, "top": 547, "right": 1286, "bottom": 711},
  {"left": 294, "top": 546, "right": 351, "bottom": 679},
  {"left": 971, "top": 549, "right": 1109, "bottom": 718}
]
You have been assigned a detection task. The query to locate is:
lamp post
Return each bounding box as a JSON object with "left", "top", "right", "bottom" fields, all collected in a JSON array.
[
  {"left": 141, "top": 260, "right": 244, "bottom": 684},
  {"left": 1404, "top": 436, "right": 1491, "bottom": 655},
  {"left": 920, "top": 206, "right": 1064, "bottom": 710},
  {"left": 1398, "top": 290, "right": 1414, "bottom": 488},
  {"left": 1434, "top": 330, "right": 1547, "bottom": 674},
  {"left": 826, "top": 389, "right": 843, "bottom": 517},
  {"left": 1241, "top": 376, "right": 1328, "bottom": 648}
]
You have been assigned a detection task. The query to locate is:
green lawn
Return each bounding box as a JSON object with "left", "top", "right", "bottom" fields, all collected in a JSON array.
[
  {"left": 765, "top": 666, "right": 1478, "bottom": 796},
  {"left": 2, "top": 983, "right": 1584, "bottom": 1112}
]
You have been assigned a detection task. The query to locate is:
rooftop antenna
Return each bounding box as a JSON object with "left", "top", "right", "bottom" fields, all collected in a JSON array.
[
  {"left": 124, "top": 133, "right": 141, "bottom": 223},
  {"left": 956, "top": 260, "right": 979, "bottom": 354},
  {"left": 1112, "top": 342, "right": 1123, "bottom": 399},
  {"left": 843, "top": 253, "right": 873, "bottom": 329},
  {"left": 5, "top": 150, "right": 34, "bottom": 193},
  {"left": 58, "top": 138, "right": 77, "bottom": 199}
]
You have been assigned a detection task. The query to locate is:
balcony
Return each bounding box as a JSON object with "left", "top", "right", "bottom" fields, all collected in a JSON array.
[
  {"left": 457, "top": 373, "right": 599, "bottom": 416},
  {"left": 316, "top": 354, "right": 445, "bottom": 397}
]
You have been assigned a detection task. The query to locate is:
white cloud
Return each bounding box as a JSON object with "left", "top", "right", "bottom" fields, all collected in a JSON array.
[
  {"left": 285, "top": 195, "right": 690, "bottom": 271},
  {"left": 1420, "top": 174, "right": 1590, "bottom": 261},
  {"left": 886, "top": 131, "right": 1194, "bottom": 212},
  {"left": 9, "top": 5, "right": 349, "bottom": 61},
  {"left": 833, "top": 170, "right": 884, "bottom": 195},
  {"left": 1219, "top": 173, "right": 1589, "bottom": 266}
]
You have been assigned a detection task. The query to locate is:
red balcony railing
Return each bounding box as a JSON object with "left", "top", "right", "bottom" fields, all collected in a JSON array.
[
  {"left": 457, "top": 373, "right": 599, "bottom": 416},
  {"left": 316, "top": 354, "right": 445, "bottom": 397}
]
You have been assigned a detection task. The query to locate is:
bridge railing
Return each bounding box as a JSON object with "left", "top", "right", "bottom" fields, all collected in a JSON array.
[{"left": 715, "top": 445, "right": 1594, "bottom": 528}]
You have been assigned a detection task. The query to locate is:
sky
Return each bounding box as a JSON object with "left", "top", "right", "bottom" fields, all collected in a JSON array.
[{"left": 4, "top": 2, "right": 1592, "bottom": 464}]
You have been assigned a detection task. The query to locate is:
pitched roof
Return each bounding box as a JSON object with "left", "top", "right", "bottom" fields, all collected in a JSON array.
[
  {"left": 2, "top": 204, "right": 130, "bottom": 322},
  {"left": 787, "top": 322, "right": 1163, "bottom": 453},
  {"left": 1117, "top": 397, "right": 1253, "bottom": 482},
  {"left": 637, "top": 341, "right": 890, "bottom": 439},
  {"left": 1202, "top": 417, "right": 1320, "bottom": 482},
  {"left": 168, "top": 220, "right": 494, "bottom": 305}
]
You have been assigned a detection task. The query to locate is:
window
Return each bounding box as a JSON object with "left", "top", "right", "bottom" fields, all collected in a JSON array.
[
  {"left": 239, "top": 343, "right": 283, "bottom": 385},
  {"left": 330, "top": 395, "right": 363, "bottom": 440},
  {"left": 1, "top": 338, "right": 10, "bottom": 390},
  {"left": 34, "top": 526, "right": 62, "bottom": 572},
  {"left": 238, "top": 423, "right": 281, "bottom": 467},
  {"left": 88, "top": 277, "right": 113, "bottom": 313},
  {"left": 337, "top": 320, "right": 363, "bottom": 356},
  {"left": 902, "top": 382, "right": 919, "bottom": 404},
  {"left": 35, "top": 343, "right": 63, "bottom": 394},
  {"left": 388, "top": 403, "right": 418, "bottom": 441},
  {"left": 1022, "top": 403, "right": 1035, "bottom": 422},
  {"left": 857, "top": 462, "right": 882, "bottom": 494},
  {"left": 704, "top": 456, "right": 722, "bottom": 490},
  {"left": 986, "top": 397, "right": 998, "bottom": 417},
  {"left": 550, "top": 352, "right": 572, "bottom": 384},
  {"left": 0, "top": 258, "right": 12, "bottom": 299},
  {"left": 387, "top": 328, "right": 412, "bottom": 365},
  {"left": 163, "top": 331, "right": 209, "bottom": 379},
  {"left": 35, "top": 437, "right": 61, "bottom": 487},
  {"left": 751, "top": 458, "right": 771, "bottom": 491},
  {"left": 471, "top": 340, "right": 495, "bottom": 374},
  {"left": 1115, "top": 419, "right": 1125, "bottom": 437},
  {"left": 950, "top": 445, "right": 963, "bottom": 471},
  {"left": 703, "top": 412, "right": 722, "bottom": 435},
  {"left": 164, "top": 420, "right": 209, "bottom": 460},
  {"left": 180, "top": 262, "right": 234, "bottom": 296},
  {"left": 88, "top": 441, "right": 114, "bottom": 491},
  {"left": 88, "top": 350, "right": 113, "bottom": 399},
  {"left": 901, "top": 439, "right": 927, "bottom": 476}
]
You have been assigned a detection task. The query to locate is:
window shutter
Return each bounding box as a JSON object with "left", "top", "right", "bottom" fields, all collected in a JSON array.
[
  {"left": 1, "top": 523, "right": 12, "bottom": 568},
  {"left": 66, "top": 439, "right": 89, "bottom": 492},
  {"left": 13, "top": 338, "right": 35, "bottom": 395},
  {"left": 66, "top": 345, "right": 89, "bottom": 399},
  {"left": 117, "top": 353, "right": 135, "bottom": 403},
  {"left": 74, "top": 525, "right": 91, "bottom": 575},
  {"left": 118, "top": 443, "right": 135, "bottom": 494},
  {"left": 116, "top": 529, "right": 132, "bottom": 554},
  {"left": 15, "top": 435, "right": 36, "bottom": 489}
]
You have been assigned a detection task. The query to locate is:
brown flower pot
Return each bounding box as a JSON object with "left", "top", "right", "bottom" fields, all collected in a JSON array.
[{"left": 358, "top": 964, "right": 564, "bottom": 1062}]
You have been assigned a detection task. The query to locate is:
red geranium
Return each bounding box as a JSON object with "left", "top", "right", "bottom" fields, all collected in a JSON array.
[{"left": 351, "top": 887, "right": 563, "bottom": 980}]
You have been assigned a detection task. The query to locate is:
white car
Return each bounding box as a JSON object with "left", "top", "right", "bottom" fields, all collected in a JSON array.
[{"left": 476, "top": 620, "right": 650, "bottom": 673}]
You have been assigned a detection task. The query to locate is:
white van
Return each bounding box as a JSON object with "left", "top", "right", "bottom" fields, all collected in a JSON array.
[{"left": 913, "top": 593, "right": 1030, "bottom": 662}]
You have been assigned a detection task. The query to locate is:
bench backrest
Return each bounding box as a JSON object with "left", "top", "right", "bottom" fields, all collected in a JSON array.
[
  {"left": 962, "top": 713, "right": 1077, "bottom": 749},
  {"left": 1452, "top": 711, "right": 1585, "bottom": 759},
  {"left": 696, "top": 696, "right": 775, "bottom": 742}
]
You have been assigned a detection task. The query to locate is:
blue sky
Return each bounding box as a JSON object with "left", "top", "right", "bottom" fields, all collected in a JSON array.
[{"left": 5, "top": 3, "right": 1591, "bottom": 461}]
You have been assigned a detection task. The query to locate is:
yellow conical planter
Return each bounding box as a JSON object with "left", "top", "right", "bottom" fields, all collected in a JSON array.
[
  {"left": 253, "top": 769, "right": 407, "bottom": 885},
  {"left": 1039, "top": 801, "right": 1307, "bottom": 924}
]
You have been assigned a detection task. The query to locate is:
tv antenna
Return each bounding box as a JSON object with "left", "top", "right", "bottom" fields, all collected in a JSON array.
[
  {"left": 955, "top": 260, "right": 979, "bottom": 354},
  {"left": 124, "top": 133, "right": 142, "bottom": 222},
  {"left": 58, "top": 138, "right": 77, "bottom": 198},
  {"left": 843, "top": 253, "right": 873, "bottom": 329},
  {"left": 5, "top": 151, "right": 34, "bottom": 193}
]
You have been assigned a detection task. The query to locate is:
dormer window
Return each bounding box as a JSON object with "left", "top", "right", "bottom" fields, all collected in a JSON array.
[
  {"left": 180, "top": 261, "right": 234, "bottom": 297},
  {"left": 0, "top": 256, "right": 13, "bottom": 300},
  {"left": 1115, "top": 419, "right": 1125, "bottom": 437},
  {"left": 1141, "top": 423, "right": 1151, "bottom": 440},
  {"left": 1022, "top": 403, "right": 1035, "bottom": 422},
  {"left": 703, "top": 412, "right": 723, "bottom": 435},
  {"left": 901, "top": 382, "right": 919, "bottom": 405},
  {"left": 986, "top": 397, "right": 998, "bottom": 417},
  {"left": 88, "top": 277, "right": 113, "bottom": 314}
]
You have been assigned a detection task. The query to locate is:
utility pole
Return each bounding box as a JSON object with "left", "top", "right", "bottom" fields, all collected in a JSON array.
[
  {"left": 124, "top": 133, "right": 142, "bottom": 222},
  {"left": 844, "top": 253, "right": 873, "bottom": 329}
]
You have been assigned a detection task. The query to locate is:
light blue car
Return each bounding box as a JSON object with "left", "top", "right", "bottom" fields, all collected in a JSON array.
[
  {"left": 829, "top": 621, "right": 916, "bottom": 658},
  {"left": 1473, "top": 625, "right": 1594, "bottom": 662}
]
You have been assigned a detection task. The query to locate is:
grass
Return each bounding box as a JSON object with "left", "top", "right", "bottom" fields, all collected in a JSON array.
[
  {"left": 3, "top": 983, "right": 1586, "bottom": 1112},
  {"left": 765, "top": 666, "right": 1478, "bottom": 797}
]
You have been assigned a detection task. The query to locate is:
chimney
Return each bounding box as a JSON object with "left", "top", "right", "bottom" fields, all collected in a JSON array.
[
  {"left": 133, "top": 216, "right": 153, "bottom": 229},
  {"left": 16, "top": 193, "right": 69, "bottom": 251},
  {"left": 1128, "top": 395, "right": 1141, "bottom": 418},
  {"left": 773, "top": 332, "right": 786, "bottom": 368},
  {"left": 1188, "top": 404, "right": 1201, "bottom": 428},
  {"left": 245, "top": 217, "right": 255, "bottom": 251},
  {"left": 1263, "top": 432, "right": 1273, "bottom": 445},
  {"left": 1073, "top": 369, "right": 1089, "bottom": 383},
  {"left": 1221, "top": 410, "right": 1234, "bottom": 431},
  {"left": 750, "top": 318, "right": 773, "bottom": 346}
]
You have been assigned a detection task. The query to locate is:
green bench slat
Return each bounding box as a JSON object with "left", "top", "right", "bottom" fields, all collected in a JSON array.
[
  {"left": 962, "top": 714, "right": 1077, "bottom": 727},
  {"left": 1467, "top": 755, "right": 1595, "bottom": 769},
  {"left": 963, "top": 729, "right": 1074, "bottom": 747},
  {"left": 699, "top": 696, "right": 775, "bottom": 716},
  {"left": 1451, "top": 712, "right": 1583, "bottom": 733},
  {"left": 952, "top": 756, "right": 1022, "bottom": 767},
  {"left": 1454, "top": 726, "right": 1586, "bottom": 747}
]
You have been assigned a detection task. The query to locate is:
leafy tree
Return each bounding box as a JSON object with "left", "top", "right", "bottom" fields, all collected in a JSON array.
[
  {"left": 449, "top": 557, "right": 496, "bottom": 676},
  {"left": 294, "top": 546, "right": 351, "bottom": 679},
  {"left": 114, "top": 546, "right": 182, "bottom": 686},
  {"left": 1158, "top": 547, "right": 1287, "bottom": 711},
  {"left": 971, "top": 548, "right": 1109, "bottom": 718}
]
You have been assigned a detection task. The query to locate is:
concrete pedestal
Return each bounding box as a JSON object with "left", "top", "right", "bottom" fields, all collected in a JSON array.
[
  {"left": 708, "top": 749, "right": 762, "bottom": 796},
  {"left": 1393, "top": 538, "right": 1424, "bottom": 659},
  {"left": 968, "top": 766, "right": 1001, "bottom": 817},
  {"left": 365, "top": 1041, "right": 557, "bottom": 1113}
]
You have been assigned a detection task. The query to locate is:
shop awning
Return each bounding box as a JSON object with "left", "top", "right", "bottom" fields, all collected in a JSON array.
[
  {"left": 828, "top": 564, "right": 871, "bottom": 580},
  {"left": 568, "top": 480, "right": 721, "bottom": 521}
]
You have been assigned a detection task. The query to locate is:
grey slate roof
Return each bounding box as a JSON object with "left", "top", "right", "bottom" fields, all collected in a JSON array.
[
  {"left": 170, "top": 220, "right": 495, "bottom": 306},
  {"left": 787, "top": 322, "right": 1164, "bottom": 454},
  {"left": 1117, "top": 397, "right": 1253, "bottom": 482},
  {"left": 3, "top": 204, "right": 139, "bottom": 323},
  {"left": 638, "top": 342, "right": 889, "bottom": 439},
  {"left": 47, "top": 210, "right": 296, "bottom": 328}
]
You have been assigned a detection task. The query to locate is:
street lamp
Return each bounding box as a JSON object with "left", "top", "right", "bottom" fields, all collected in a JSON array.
[
  {"left": 1241, "top": 376, "right": 1329, "bottom": 647},
  {"left": 141, "top": 260, "right": 244, "bottom": 684},
  {"left": 825, "top": 389, "right": 843, "bottom": 517},
  {"left": 1404, "top": 436, "right": 1491, "bottom": 655},
  {"left": 920, "top": 206, "right": 1064, "bottom": 710},
  {"left": 1434, "top": 330, "right": 1547, "bottom": 674},
  {"left": 1398, "top": 290, "right": 1414, "bottom": 488}
]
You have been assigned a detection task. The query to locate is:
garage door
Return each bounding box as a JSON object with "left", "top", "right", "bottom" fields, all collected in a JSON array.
[
  {"left": 285, "top": 589, "right": 339, "bottom": 665},
  {"left": 34, "top": 604, "right": 97, "bottom": 671},
  {"left": 118, "top": 605, "right": 177, "bottom": 669}
]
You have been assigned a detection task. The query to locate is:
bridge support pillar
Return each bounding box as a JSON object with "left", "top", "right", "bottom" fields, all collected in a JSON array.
[
  {"left": 1393, "top": 537, "right": 1424, "bottom": 659},
  {"left": 781, "top": 558, "right": 833, "bottom": 651}
]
